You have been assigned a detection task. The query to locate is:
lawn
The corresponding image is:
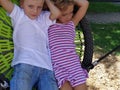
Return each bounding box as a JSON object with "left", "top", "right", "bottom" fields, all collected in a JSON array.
[
  {"left": 87, "top": 2, "right": 120, "bottom": 55},
  {"left": 88, "top": 2, "right": 120, "bottom": 13},
  {"left": 91, "top": 23, "right": 120, "bottom": 54}
]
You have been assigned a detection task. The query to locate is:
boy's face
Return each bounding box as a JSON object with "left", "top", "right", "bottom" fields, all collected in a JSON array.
[
  {"left": 20, "top": 0, "right": 44, "bottom": 20},
  {"left": 58, "top": 4, "right": 74, "bottom": 24}
]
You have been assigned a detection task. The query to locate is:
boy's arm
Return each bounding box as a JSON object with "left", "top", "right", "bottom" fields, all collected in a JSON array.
[
  {"left": 45, "top": 0, "right": 61, "bottom": 21},
  {"left": 72, "top": 0, "right": 89, "bottom": 26},
  {"left": 0, "top": 0, "right": 14, "bottom": 13}
]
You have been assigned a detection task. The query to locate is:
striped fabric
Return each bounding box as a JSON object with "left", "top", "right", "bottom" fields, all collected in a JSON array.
[{"left": 48, "top": 21, "right": 88, "bottom": 88}]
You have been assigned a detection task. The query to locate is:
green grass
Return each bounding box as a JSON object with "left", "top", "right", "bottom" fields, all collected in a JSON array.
[
  {"left": 91, "top": 23, "right": 120, "bottom": 54},
  {"left": 88, "top": 2, "right": 120, "bottom": 13},
  {"left": 87, "top": 2, "right": 120, "bottom": 55}
]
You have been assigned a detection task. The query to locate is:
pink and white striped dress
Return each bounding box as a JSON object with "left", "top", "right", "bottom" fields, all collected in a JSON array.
[{"left": 48, "top": 21, "right": 88, "bottom": 88}]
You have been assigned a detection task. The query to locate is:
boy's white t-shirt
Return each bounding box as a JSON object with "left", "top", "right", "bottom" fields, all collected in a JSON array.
[{"left": 9, "top": 5, "right": 55, "bottom": 70}]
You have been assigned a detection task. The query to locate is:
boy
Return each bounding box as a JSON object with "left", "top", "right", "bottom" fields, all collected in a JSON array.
[{"left": 0, "top": 0, "right": 61, "bottom": 90}]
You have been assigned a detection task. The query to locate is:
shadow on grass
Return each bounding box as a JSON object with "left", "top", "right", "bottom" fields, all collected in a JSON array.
[
  {"left": 91, "top": 23, "right": 120, "bottom": 54},
  {"left": 88, "top": 2, "right": 120, "bottom": 13}
]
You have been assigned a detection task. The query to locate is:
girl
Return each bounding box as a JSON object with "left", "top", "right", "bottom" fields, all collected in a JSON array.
[{"left": 48, "top": 0, "right": 89, "bottom": 90}]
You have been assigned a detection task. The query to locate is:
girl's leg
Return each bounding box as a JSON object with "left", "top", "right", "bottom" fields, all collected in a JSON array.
[
  {"left": 60, "top": 81, "right": 73, "bottom": 90},
  {"left": 74, "top": 83, "right": 87, "bottom": 90}
]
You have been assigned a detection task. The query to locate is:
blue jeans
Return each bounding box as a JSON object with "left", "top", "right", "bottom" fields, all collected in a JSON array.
[{"left": 10, "top": 63, "right": 58, "bottom": 90}]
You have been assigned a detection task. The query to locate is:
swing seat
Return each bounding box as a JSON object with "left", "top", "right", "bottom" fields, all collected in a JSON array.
[
  {"left": 0, "top": 3, "right": 93, "bottom": 90},
  {"left": 0, "top": 6, "right": 13, "bottom": 90}
]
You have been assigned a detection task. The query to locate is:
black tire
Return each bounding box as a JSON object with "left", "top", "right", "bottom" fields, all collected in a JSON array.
[
  {"left": 79, "top": 16, "right": 94, "bottom": 70},
  {"left": 74, "top": 5, "right": 93, "bottom": 71}
]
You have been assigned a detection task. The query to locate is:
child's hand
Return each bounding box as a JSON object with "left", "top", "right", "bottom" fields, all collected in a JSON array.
[
  {"left": 0, "top": 0, "right": 14, "bottom": 13},
  {"left": 45, "top": 0, "right": 61, "bottom": 20}
]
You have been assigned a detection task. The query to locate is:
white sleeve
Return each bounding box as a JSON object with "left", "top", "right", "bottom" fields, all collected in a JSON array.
[
  {"left": 9, "top": 4, "right": 23, "bottom": 26},
  {"left": 40, "top": 11, "right": 56, "bottom": 26}
]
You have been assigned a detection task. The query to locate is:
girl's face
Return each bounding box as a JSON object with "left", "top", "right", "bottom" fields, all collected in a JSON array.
[
  {"left": 58, "top": 4, "right": 74, "bottom": 24},
  {"left": 20, "top": 0, "right": 44, "bottom": 20}
]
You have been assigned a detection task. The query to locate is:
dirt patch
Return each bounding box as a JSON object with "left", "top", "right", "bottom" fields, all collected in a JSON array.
[{"left": 87, "top": 53, "right": 120, "bottom": 90}]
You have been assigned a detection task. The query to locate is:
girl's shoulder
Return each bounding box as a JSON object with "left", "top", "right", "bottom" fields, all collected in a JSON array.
[
  {"left": 50, "top": 21, "right": 75, "bottom": 28},
  {"left": 55, "top": 21, "right": 74, "bottom": 25}
]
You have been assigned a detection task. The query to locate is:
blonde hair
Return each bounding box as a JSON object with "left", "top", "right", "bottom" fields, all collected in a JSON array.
[{"left": 51, "top": 0, "right": 74, "bottom": 11}]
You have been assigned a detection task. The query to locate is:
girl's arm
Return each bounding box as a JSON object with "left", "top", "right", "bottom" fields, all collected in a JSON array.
[
  {"left": 72, "top": 0, "right": 89, "bottom": 26},
  {"left": 0, "top": 0, "right": 14, "bottom": 13},
  {"left": 45, "top": 0, "right": 61, "bottom": 21}
]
